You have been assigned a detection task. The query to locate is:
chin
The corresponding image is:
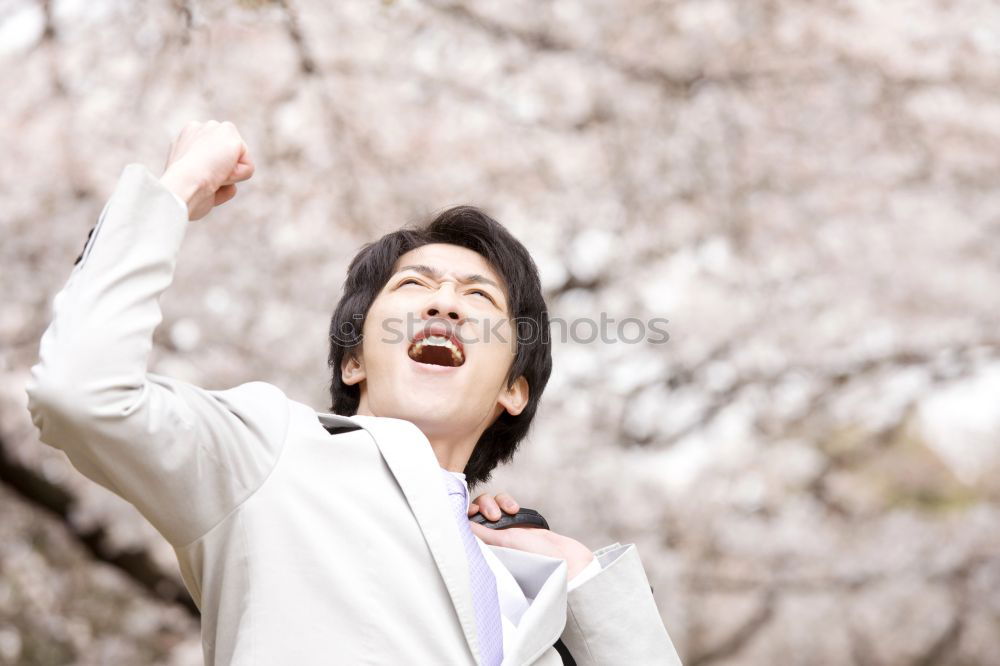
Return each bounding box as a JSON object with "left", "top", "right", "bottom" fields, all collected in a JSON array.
[
  {"left": 375, "top": 385, "right": 486, "bottom": 438},
  {"left": 401, "top": 391, "right": 464, "bottom": 423},
  {"left": 362, "top": 356, "right": 496, "bottom": 434}
]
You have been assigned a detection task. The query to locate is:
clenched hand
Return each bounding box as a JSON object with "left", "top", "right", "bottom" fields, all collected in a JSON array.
[{"left": 159, "top": 120, "right": 255, "bottom": 221}]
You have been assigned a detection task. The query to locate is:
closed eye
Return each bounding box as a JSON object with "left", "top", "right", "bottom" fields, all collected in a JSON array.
[{"left": 469, "top": 289, "right": 496, "bottom": 304}]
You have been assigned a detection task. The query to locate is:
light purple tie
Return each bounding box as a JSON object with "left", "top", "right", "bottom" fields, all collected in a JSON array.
[{"left": 441, "top": 469, "right": 504, "bottom": 666}]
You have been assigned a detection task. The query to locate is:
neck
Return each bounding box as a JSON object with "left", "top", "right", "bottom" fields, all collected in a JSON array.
[
  {"left": 426, "top": 432, "right": 475, "bottom": 473},
  {"left": 354, "top": 396, "right": 487, "bottom": 473}
]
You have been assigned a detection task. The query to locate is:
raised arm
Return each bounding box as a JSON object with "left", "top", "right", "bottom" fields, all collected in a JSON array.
[{"left": 25, "top": 121, "right": 289, "bottom": 547}]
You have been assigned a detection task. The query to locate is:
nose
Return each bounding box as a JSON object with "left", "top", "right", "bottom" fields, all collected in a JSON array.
[{"left": 421, "top": 284, "right": 464, "bottom": 322}]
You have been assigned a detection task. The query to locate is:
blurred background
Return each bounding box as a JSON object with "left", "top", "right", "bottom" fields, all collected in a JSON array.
[{"left": 2, "top": 0, "right": 1000, "bottom": 663}]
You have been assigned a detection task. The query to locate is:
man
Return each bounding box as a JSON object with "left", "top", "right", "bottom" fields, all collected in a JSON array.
[{"left": 26, "top": 120, "right": 682, "bottom": 665}]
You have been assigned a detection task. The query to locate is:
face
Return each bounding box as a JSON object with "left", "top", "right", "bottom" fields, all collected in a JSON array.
[{"left": 342, "top": 243, "right": 529, "bottom": 443}]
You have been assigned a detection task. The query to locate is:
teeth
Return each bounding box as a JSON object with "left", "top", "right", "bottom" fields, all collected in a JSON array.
[
  {"left": 415, "top": 336, "right": 458, "bottom": 352},
  {"left": 410, "top": 334, "right": 465, "bottom": 365}
]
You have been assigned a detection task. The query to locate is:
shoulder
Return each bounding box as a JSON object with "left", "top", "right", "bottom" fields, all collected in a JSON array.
[
  {"left": 211, "top": 379, "right": 290, "bottom": 406},
  {"left": 148, "top": 375, "right": 295, "bottom": 443}
]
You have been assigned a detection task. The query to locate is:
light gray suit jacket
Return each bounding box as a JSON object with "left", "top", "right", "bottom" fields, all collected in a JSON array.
[{"left": 25, "top": 163, "right": 683, "bottom": 665}]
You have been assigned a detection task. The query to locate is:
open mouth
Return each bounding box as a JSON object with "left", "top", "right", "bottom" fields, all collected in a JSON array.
[{"left": 408, "top": 323, "right": 465, "bottom": 367}]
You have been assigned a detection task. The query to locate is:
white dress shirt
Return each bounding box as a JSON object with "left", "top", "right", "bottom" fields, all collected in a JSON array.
[{"left": 446, "top": 470, "right": 602, "bottom": 659}]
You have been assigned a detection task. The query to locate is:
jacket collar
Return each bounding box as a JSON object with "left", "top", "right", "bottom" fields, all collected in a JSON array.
[{"left": 315, "top": 412, "right": 568, "bottom": 665}]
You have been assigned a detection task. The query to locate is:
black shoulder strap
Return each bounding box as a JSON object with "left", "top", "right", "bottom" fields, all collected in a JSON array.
[
  {"left": 323, "top": 424, "right": 361, "bottom": 435},
  {"left": 554, "top": 638, "right": 576, "bottom": 665}
]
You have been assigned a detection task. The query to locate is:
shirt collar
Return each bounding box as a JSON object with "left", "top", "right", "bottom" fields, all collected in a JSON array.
[{"left": 444, "top": 468, "right": 470, "bottom": 512}]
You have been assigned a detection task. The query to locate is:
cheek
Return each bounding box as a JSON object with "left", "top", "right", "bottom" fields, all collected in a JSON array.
[
  {"left": 474, "top": 335, "right": 516, "bottom": 378},
  {"left": 366, "top": 297, "right": 417, "bottom": 346},
  {"left": 359, "top": 315, "right": 394, "bottom": 369}
]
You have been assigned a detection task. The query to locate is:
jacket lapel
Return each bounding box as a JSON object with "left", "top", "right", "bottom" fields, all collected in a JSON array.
[
  {"left": 315, "top": 412, "right": 570, "bottom": 665},
  {"left": 317, "top": 412, "right": 483, "bottom": 665}
]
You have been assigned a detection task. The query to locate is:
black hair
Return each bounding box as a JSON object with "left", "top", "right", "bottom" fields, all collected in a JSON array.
[{"left": 327, "top": 205, "right": 552, "bottom": 487}]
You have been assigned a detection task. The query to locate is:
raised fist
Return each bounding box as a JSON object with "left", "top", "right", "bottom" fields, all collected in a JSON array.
[{"left": 159, "top": 120, "right": 255, "bottom": 221}]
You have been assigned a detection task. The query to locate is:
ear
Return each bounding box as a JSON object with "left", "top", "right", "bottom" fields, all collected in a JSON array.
[
  {"left": 341, "top": 353, "right": 367, "bottom": 386},
  {"left": 497, "top": 375, "right": 529, "bottom": 416}
]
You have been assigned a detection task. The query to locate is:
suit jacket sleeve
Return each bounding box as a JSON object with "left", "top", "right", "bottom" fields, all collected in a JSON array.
[
  {"left": 25, "top": 163, "right": 289, "bottom": 547},
  {"left": 559, "top": 543, "right": 683, "bottom": 665}
]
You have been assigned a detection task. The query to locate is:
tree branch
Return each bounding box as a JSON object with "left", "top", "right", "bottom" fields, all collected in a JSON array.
[{"left": 0, "top": 432, "right": 199, "bottom": 618}]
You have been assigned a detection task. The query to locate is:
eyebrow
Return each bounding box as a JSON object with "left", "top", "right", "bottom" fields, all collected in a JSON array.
[{"left": 396, "top": 264, "right": 503, "bottom": 292}]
